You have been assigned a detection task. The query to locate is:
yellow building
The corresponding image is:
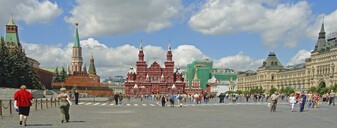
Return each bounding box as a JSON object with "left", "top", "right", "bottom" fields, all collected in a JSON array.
[{"left": 238, "top": 22, "right": 337, "bottom": 91}]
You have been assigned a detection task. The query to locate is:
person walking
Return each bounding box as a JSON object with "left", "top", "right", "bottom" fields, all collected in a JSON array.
[
  {"left": 58, "top": 88, "right": 71, "bottom": 123},
  {"left": 329, "top": 90, "right": 335, "bottom": 106},
  {"left": 312, "top": 93, "right": 319, "bottom": 108},
  {"left": 177, "top": 94, "right": 183, "bottom": 107},
  {"left": 14, "top": 85, "right": 33, "bottom": 126},
  {"left": 288, "top": 93, "right": 296, "bottom": 112},
  {"left": 119, "top": 93, "right": 124, "bottom": 105},
  {"left": 161, "top": 95, "right": 166, "bottom": 107},
  {"left": 114, "top": 93, "right": 119, "bottom": 105},
  {"left": 307, "top": 92, "right": 313, "bottom": 108},
  {"left": 74, "top": 90, "right": 79, "bottom": 105},
  {"left": 270, "top": 92, "right": 279, "bottom": 112},
  {"left": 299, "top": 91, "right": 307, "bottom": 112},
  {"left": 322, "top": 93, "right": 327, "bottom": 104},
  {"left": 169, "top": 94, "right": 175, "bottom": 107}
]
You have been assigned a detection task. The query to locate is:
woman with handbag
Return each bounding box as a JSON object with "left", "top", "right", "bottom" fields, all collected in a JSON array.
[{"left": 58, "top": 88, "right": 71, "bottom": 123}]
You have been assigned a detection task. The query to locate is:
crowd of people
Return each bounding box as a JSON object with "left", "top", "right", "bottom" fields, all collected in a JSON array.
[{"left": 269, "top": 90, "right": 335, "bottom": 112}]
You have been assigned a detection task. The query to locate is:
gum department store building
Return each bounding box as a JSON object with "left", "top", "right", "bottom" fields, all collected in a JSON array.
[{"left": 237, "top": 22, "right": 337, "bottom": 91}]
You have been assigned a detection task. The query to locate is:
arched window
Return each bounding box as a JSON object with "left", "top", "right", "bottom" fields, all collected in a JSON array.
[{"left": 271, "top": 62, "right": 274, "bottom": 66}]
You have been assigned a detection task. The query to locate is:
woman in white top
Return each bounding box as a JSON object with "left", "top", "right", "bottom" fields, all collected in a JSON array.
[{"left": 288, "top": 93, "right": 296, "bottom": 112}]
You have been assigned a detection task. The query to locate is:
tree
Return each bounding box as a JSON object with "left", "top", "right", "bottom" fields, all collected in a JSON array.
[
  {"left": 307, "top": 86, "right": 317, "bottom": 93},
  {"left": 236, "top": 90, "right": 243, "bottom": 94},
  {"left": 0, "top": 43, "right": 10, "bottom": 87},
  {"left": 0, "top": 47, "right": 44, "bottom": 89},
  {"left": 280, "top": 86, "right": 285, "bottom": 94},
  {"left": 269, "top": 86, "right": 278, "bottom": 96},
  {"left": 52, "top": 67, "right": 61, "bottom": 83},
  {"left": 243, "top": 90, "right": 249, "bottom": 95},
  {"left": 284, "top": 86, "right": 295, "bottom": 95},
  {"left": 257, "top": 86, "right": 264, "bottom": 94},
  {"left": 14, "top": 49, "right": 44, "bottom": 89},
  {"left": 329, "top": 85, "right": 337, "bottom": 92},
  {"left": 60, "top": 67, "right": 67, "bottom": 82}
]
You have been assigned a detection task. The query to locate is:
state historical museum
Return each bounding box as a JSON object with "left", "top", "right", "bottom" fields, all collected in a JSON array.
[{"left": 125, "top": 44, "right": 185, "bottom": 96}]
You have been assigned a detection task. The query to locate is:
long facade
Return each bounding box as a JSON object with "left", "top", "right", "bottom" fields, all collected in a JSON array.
[
  {"left": 238, "top": 22, "right": 337, "bottom": 92},
  {"left": 125, "top": 44, "right": 185, "bottom": 96}
]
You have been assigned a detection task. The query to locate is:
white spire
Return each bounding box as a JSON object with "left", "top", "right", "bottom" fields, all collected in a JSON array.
[
  {"left": 139, "top": 39, "right": 143, "bottom": 50},
  {"left": 168, "top": 42, "right": 171, "bottom": 51}
]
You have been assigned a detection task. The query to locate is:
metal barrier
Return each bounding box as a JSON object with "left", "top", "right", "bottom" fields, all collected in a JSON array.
[{"left": 1, "top": 98, "right": 60, "bottom": 118}]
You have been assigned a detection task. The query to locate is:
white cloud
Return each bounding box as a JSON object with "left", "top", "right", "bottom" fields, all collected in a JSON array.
[
  {"left": 307, "top": 9, "right": 337, "bottom": 40},
  {"left": 189, "top": 0, "right": 311, "bottom": 48},
  {"left": 173, "top": 45, "right": 208, "bottom": 66},
  {"left": 23, "top": 38, "right": 209, "bottom": 79},
  {"left": 287, "top": 49, "right": 311, "bottom": 66},
  {"left": 65, "top": 0, "right": 182, "bottom": 37},
  {"left": 214, "top": 52, "right": 264, "bottom": 71},
  {"left": 0, "top": 0, "right": 62, "bottom": 25}
]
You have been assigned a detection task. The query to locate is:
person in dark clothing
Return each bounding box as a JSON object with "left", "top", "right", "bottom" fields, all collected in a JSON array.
[
  {"left": 299, "top": 91, "right": 307, "bottom": 112},
  {"left": 161, "top": 95, "right": 166, "bottom": 107},
  {"left": 218, "top": 93, "right": 224, "bottom": 103},
  {"left": 114, "top": 93, "right": 119, "bottom": 105},
  {"left": 74, "top": 90, "right": 79, "bottom": 105}
]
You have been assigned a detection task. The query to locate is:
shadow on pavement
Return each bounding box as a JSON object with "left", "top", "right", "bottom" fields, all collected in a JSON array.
[
  {"left": 68, "top": 121, "right": 85, "bottom": 123},
  {"left": 26, "top": 124, "right": 52, "bottom": 126}
]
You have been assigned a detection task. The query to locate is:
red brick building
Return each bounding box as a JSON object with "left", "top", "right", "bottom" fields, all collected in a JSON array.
[
  {"left": 125, "top": 44, "right": 185, "bottom": 96},
  {"left": 52, "top": 23, "right": 112, "bottom": 96}
]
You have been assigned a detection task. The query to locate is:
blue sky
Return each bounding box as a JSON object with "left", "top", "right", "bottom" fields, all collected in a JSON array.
[{"left": 1, "top": 0, "right": 337, "bottom": 78}]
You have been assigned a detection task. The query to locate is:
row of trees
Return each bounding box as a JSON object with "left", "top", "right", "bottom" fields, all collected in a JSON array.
[
  {"left": 52, "top": 67, "right": 68, "bottom": 83},
  {"left": 0, "top": 44, "right": 44, "bottom": 89},
  {"left": 225, "top": 84, "right": 337, "bottom": 96},
  {"left": 307, "top": 85, "right": 337, "bottom": 94}
]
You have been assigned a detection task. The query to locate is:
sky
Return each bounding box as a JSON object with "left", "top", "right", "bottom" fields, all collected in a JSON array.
[{"left": 1, "top": 0, "right": 337, "bottom": 79}]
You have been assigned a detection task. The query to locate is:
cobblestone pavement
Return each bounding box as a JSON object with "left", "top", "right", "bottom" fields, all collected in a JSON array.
[{"left": 1, "top": 98, "right": 337, "bottom": 128}]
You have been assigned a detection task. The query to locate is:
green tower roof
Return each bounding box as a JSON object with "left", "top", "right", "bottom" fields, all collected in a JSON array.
[
  {"left": 7, "top": 16, "right": 15, "bottom": 25},
  {"left": 73, "top": 23, "right": 80, "bottom": 48}
]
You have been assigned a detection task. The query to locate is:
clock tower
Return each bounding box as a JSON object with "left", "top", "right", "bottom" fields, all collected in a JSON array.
[{"left": 4, "top": 16, "right": 22, "bottom": 50}]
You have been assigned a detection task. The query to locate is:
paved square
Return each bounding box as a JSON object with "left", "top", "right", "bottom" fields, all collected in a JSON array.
[{"left": 1, "top": 98, "right": 336, "bottom": 128}]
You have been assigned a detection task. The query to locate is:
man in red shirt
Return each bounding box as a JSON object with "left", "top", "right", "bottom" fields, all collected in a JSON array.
[{"left": 14, "top": 85, "right": 33, "bottom": 126}]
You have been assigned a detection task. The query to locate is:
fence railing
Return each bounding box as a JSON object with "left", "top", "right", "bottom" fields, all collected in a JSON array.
[{"left": 0, "top": 98, "right": 60, "bottom": 118}]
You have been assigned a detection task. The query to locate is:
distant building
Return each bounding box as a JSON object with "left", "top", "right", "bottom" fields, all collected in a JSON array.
[
  {"left": 186, "top": 59, "right": 213, "bottom": 90},
  {"left": 238, "top": 21, "right": 337, "bottom": 92},
  {"left": 208, "top": 68, "right": 237, "bottom": 95},
  {"left": 125, "top": 44, "right": 185, "bottom": 96},
  {"left": 185, "top": 59, "right": 237, "bottom": 94},
  {"left": 103, "top": 76, "right": 125, "bottom": 94},
  {"left": 52, "top": 23, "right": 112, "bottom": 96}
]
